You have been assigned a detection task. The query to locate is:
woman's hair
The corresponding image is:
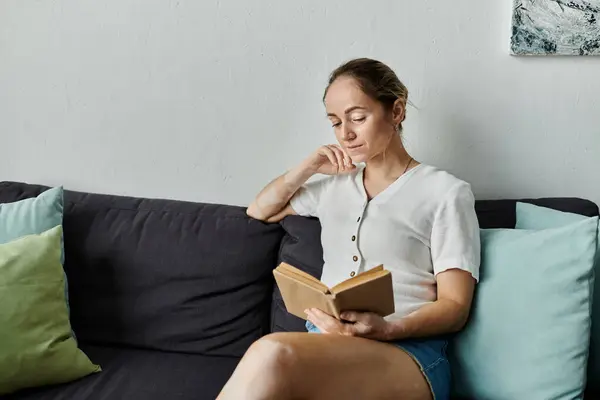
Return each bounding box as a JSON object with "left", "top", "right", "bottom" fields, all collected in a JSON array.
[{"left": 323, "top": 57, "right": 409, "bottom": 133}]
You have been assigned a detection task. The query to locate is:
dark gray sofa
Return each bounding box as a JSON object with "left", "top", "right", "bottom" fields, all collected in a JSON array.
[{"left": 1, "top": 180, "right": 597, "bottom": 399}]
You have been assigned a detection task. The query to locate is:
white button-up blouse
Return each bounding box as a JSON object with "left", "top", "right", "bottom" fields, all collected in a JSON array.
[{"left": 290, "top": 163, "right": 481, "bottom": 321}]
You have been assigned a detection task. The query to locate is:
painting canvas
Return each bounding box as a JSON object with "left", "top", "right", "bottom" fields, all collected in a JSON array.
[{"left": 511, "top": 0, "right": 600, "bottom": 55}]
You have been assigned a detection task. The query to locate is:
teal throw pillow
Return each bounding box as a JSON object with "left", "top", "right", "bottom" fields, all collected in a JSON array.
[
  {"left": 0, "top": 186, "right": 64, "bottom": 246},
  {"left": 449, "top": 216, "right": 598, "bottom": 399},
  {"left": 516, "top": 202, "right": 600, "bottom": 393}
]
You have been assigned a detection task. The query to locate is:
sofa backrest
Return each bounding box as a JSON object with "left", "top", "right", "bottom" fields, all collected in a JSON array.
[
  {"left": 272, "top": 197, "right": 600, "bottom": 333},
  {"left": 0, "top": 181, "right": 285, "bottom": 358}
]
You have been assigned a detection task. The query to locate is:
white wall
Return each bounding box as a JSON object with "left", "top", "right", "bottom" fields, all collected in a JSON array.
[{"left": 1, "top": 0, "right": 599, "bottom": 207}]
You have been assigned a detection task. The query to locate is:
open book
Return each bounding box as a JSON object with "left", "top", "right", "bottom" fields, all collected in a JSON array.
[{"left": 273, "top": 262, "right": 395, "bottom": 320}]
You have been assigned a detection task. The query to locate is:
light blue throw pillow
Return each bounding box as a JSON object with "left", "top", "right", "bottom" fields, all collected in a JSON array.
[
  {"left": 0, "top": 186, "right": 64, "bottom": 246},
  {"left": 449, "top": 215, "right": 598, "bottom": 400},
  {"left": 0, "top": 187, "right": 70, "bottom": 312},
  {"left": 516, "top": 202, "right": 600, "bottom": 393}
]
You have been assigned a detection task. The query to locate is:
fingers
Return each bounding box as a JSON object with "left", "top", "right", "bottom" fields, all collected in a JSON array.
[
  {"left": 332, "top": 145, "right": 353, "bottom": 170},
  {"left": 328, "top": 145, "right": 355, "bottom": 172},
  {"left": 315, "top": 144, "right": 355, "bottom": 175},
  {"left": 306, "top": 308, "right": 364, "bottom": 337},
  {"left": 320, "top": 146, "right": 339, "bottom": 170},
  {"left": 327, "top": 145, "right": 344, "bottom": 170},
  {"left": 306, "top": 308, "right": 350, "bottom": 335},
  {"left": 305, "top": 308, "right": 333, "bottom": 332},
  {"left": 306, "top": 308, "right": 334, "bottom": 324},
  {"left": 340, "top": 311, "right": 373, "bottom": 324},
  {"left": 340, "top": 311, "right": 360, "bottom": 322},
  {"left": 339, "top": 312, "right": 389, "bottom": 339},
  {"left": 343, "top": 151, "right": 354, "bottom": 170}
]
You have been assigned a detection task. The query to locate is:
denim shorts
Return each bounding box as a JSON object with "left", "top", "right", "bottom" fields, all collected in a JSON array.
[{"left": 305, "top": 321, "right": 451, "bottom": 400}]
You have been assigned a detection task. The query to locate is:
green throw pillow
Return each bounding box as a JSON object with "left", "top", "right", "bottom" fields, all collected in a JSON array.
[
  {"left": 0, "top": 226, "right": 100, "bottom": 395},
  {"left": 516, "top": 202, "right": 600, "bottom": 393},
  {"left": 449, "top": 216, "right": 598, "bottom": 399}
]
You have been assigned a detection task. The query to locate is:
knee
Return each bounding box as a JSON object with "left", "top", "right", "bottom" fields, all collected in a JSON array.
[
  {"left": 247, "top": 333, "right": 299, "bottom": 376},
  {"left": 230, "top": 334, "right": 300, "bottom": 398},
  {"left": 220, "top": 334, "right": 302, "bottom": 400}
]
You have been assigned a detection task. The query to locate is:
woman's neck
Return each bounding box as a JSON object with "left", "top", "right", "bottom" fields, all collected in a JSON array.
[{"left": 364, "top": 134, "right": 414, "bottom": 182}]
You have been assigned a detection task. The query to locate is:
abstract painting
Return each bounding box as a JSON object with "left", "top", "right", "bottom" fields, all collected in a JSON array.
[{"left": 511, "top": 0, "right": 600, "bottom": 55}]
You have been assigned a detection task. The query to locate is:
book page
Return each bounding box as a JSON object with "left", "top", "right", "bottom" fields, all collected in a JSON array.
[
  {"left": 332, "top": 272, "right": 395, "bottom": 318},
  {"left": 276, "top": 262, "right": 330, "bottom": 293},
  {"left": 330, "top": 264, "right": 385, "bottom": 294},
  {"left": 273, "top": 269, "right": 340, "bottom": 319}
]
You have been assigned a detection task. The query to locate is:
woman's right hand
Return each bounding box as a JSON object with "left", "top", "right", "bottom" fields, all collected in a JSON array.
[
  {"left": 246, "top": 144, "right": 355, "bottom": 222},
  {"left": 306, "top": 145, "right": 356, "bottom": 176}
]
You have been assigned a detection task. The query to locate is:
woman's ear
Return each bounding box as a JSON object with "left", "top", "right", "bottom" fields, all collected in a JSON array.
[{"left": 391, "top": 99, "right": 406, "bottom": 128}]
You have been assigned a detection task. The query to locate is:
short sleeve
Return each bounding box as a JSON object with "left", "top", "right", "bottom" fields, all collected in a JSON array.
[
  {"left": 430, "top": 182, "right": 481, "bottom": 281},
  {"left": 289, "top": 176, "right": 332, "bottom": 218}
]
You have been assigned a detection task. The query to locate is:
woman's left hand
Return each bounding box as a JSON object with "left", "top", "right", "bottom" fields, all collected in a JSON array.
[{"left": 305, "top": 308, "right": 393, "bottom": 341}]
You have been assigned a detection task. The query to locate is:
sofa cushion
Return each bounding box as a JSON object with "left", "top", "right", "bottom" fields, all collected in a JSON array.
[
  {"left": 0, "top": 226, "right": 100, "bottom": 395},
  {"left": 0, "top": 187, "right": 71, "bottom": 312},
  {"left": 3, "top": 344, "right": 239, "bottom": 400},
  {"left": 271, "top": 198, "right": 600, "bottom": 333},
  {"left": 449, "top": 216, "right": 598, "bottom": 399},
  {"left": 514, "top": 202, "right": 600, "bottom": 395},
  {"left": 0, "top": 186, "right": 64, "bottom": 250},
  {"left": 0, "top": 181, "right": 285, "bottom": 357},
  {"left": 271, "top": 215, "right": 324, "bottom": 333}
]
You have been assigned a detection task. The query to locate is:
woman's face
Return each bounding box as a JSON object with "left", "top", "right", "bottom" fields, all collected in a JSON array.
[{"left": 324, "top": 76, "right": 403, "bottom": 163}]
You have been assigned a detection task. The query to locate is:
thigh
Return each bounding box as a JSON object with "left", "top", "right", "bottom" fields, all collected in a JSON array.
[{"left": 264, "top": 332, "right": 433, "bottom": 400}]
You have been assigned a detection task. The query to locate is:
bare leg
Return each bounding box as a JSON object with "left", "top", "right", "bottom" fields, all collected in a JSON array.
[{"left": 217, "top": 332, "right": 433, "bottom": 400}]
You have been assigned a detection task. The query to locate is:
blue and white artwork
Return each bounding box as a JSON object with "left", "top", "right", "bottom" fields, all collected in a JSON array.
[{"left": 511, "top": 0, "right": 600, "bottom": 55}]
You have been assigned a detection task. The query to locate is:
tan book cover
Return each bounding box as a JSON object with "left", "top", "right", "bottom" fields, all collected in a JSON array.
[{"left": 273, "top": 262, "right": 395, "bottom": 320}]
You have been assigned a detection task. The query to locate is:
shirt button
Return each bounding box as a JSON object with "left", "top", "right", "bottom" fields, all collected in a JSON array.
[
  {"left": 353, "top": 255, "right": 358, "bottom": 262},
  {"left": 350, "top": 271, "right": 356, "bottom": 277},
  {"left": 351, "top": 235, "right": 356, "bottom": 241}
]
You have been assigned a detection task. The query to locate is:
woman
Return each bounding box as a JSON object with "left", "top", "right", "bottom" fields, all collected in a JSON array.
[{"left": 218, "top": 58, "right": 480, "bottom": 400}]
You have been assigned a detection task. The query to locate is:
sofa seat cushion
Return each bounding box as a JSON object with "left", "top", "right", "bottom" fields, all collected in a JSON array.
[{"left": 3, "top": 344, "right": 239, "bottom": 400}]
